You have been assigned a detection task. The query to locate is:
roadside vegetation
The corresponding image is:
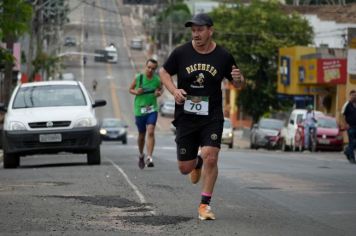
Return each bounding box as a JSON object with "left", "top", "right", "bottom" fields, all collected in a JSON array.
[{"left": 212, "top": 0, "right": 314, "bottom": 123}]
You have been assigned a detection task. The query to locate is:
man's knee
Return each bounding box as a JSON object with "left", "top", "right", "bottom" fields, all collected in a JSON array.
[
  {"left": 178, "top": 160, "right": 196, "bottom": 175},
  {"left": 203, "top": 154, "right": 218, "bottom": 167},
  {"left": 138, "top": 132, "right": 145, "bottom": 140},
  {"left": 201, "top": 147, "right": 219, "bottom": 167}
]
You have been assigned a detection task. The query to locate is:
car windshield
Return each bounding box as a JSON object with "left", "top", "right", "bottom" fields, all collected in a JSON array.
[
  {"left": 102, "top": 119, "right": 125, "bottom": 128},
  {"left": 13, "top": 84, "right": 86, "bottom": 108},
  {"left": 317, "top": 118, "right": 337, "bottom": 128},
  {"left": 259, "top": 119, "right": 284, "bottom": 130}
]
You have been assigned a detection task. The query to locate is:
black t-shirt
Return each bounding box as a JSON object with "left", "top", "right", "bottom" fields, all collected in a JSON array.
[
  {"left": 163, "top": 42, "right": 236, "bottom": 126},
  {"left": 343, "top": 101, "right": 356, "bottom": 128}
]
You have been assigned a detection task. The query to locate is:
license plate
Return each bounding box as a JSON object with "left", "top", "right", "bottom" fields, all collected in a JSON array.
[
  {"left": 39, "top": 134, "right": 62, "bottom": 143},
  {"left": 318, "top": 139, "right": 330, "bottom": 144}
]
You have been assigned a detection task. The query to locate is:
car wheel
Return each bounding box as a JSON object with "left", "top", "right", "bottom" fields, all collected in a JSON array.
[
  {"left": 249, "top": 138, "right": 254, "bottom": 149},
  {"left": 254, "top": 138, "right": 259, "bottom": 149},
  {"left": 87, "top": 146, "right": 101, "bottom": 165},
  {"left": 228, "top": 142, "right": 233, "bottom": 149},
  {"left": 122, "top": 137, "right": 127, "bottom": 145},
  {"left": 3, "top": 152, "right": 20, "bottom": 169}
]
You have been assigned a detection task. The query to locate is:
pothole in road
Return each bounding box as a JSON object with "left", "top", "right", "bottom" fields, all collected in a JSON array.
[
  {"left": 318, "top": 166, "right": 331, "bottom": 169},
  {"left": 0, "top": 181, "right": 71, "bottom": 191},
  {"left": 48, "top": 195, "right": 194, "bottom": 228},
  {"left": 119, "top": 215, "right": 192, "bottom": 226},
  {"left": 246, "top": 186, "right": 280, "bottom": 190},
  {"left": 51, "top": 195, "right": 146, "bottom": 208},
  {"left": 147, "top": 184, "right": 176, "bottom": 192}
]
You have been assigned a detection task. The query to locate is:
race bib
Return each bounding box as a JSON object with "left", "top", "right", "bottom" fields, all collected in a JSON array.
[
  {"left": 141, "top": 105, "right": 154, "bottom": 114},
  {"left": 183, "top": 95, "right": 209, "bottom": 115}
]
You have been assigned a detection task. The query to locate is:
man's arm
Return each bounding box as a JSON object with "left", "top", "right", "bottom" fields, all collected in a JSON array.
[
  {"left": 129, "top": 77, "right": 143, "bottom": 95},
  {"left": 159, "top": 67, "right": 186, "bottom": 104},
  {"left": 341, "top": 102, "right": 349, "bottom": 129},
  {"left": 154, "top": 81, "right": 163, "bottom": 97}
]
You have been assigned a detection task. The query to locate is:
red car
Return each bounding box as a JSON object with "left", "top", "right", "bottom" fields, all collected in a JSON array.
[{"left": 294, "top": 115, "right": 344, "bottom": 151}]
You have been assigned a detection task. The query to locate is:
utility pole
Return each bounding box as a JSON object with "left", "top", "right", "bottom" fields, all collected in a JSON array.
[{"left": 168, "top": 0, "right": 174, "bottom": 54}]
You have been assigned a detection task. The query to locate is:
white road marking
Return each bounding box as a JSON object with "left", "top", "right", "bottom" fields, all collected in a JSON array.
[{"left": 105, "top": 157, "right": 156, "bottom": 216}]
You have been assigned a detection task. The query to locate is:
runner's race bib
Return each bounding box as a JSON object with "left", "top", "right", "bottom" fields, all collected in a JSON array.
[
  {"left": 141, "top": 105, "right": 154, "bottom": 114},
  {"left": 183, "top": 95, "right": 209, "bottom": 115}
]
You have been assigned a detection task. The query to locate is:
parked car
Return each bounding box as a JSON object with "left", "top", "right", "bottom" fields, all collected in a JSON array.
[
  {"left": 130, "top": 37, "right": 144, "bottom": 50},
  {"left": 160, "top": 100, "right": 175, "bottom": 117},
  {"left": 250, "top": 118, "right": 284, "bottom": 149},
  {"left": 64, "top": 36, "right": 76, "bottom": 46},
  {"left": 222, "top": 118, "right": 234, "bottom": 148},
  {"left": 0, "top": 80, "right": 106, "bottom": 168},
  {"left": 294, "top": 115, "right": 344, "bottom": 152},
  {"left": 280, "top": 109, "right": 324, "bottom": 151},
  {"left": 60, "top": 72, "right": 76, "bottom": 81},
  {"left": 100, "top": 118, "right": 128, "bottom": 144}
]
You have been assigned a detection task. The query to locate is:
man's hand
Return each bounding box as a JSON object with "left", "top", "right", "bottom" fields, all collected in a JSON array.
[
  {"left": 155, "top": 88, "right": 162, "bottom": 97},
  {"left": 173, "top": 89, "right": 187, "bottom": 105},
  {"left": 136, "top": 88, "right": 144, "bottom": 95},
  {"left": 231, "top": 65, "right": 245, "bottom": 88}
]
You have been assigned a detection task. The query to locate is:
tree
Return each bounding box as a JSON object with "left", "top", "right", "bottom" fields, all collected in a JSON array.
[
  {"left": 0, "top": 0, "right": 32, "bottom": 104},
  {"left": 155, "top": 0, "right": 191, "bottom": 53},
  {"left": 31, "top": 51, "right": 60, "bottom": 80},
  {"left": 211, "top": 0, "right": 313, "bottom": 123}
]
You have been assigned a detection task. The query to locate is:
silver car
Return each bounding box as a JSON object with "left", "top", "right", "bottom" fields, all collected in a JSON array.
[
  {"left": 250, "top": 118, "right": 284, "bottom": 149},
  {"left": 160, "top": 100, "right": 175, "bottom": 117},
  {"left": 100, "top": 118, "right": 128, "bottom": 144}
]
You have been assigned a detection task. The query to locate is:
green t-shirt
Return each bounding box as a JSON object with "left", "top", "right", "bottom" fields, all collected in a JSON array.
[{"left": 134, "top": 73, "right": 161, "bottom": 116}]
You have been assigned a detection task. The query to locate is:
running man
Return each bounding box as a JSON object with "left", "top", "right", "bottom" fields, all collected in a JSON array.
[
  {"left": 341, "top": 90, "right": 356, "bottom": 163},
  {"left": 159, "top": 13, "right": 245, "bottom": 220},
  {"left": 129, "top": 58, "right": 162, "bottom": 169}
]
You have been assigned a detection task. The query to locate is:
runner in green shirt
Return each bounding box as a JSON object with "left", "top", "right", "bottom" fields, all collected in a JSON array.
[{"left": 129, "top": 58, "right": 162, "bottom": 169}]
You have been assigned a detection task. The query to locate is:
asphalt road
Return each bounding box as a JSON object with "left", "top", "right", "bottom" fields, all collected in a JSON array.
[
  {"left": 0, "top": 135, "right": 355, "bottom": 235},
  {"left": 0, "top": 1, "right": 355, "bottom": 235}
]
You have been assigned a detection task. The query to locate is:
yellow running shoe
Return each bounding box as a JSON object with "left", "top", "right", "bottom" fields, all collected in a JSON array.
[
  {"left": 198, "top": 204, "right": 216, "bottom": 220},
  {"left": 190, "top": 168, "right": 202, "bottom": 184}
]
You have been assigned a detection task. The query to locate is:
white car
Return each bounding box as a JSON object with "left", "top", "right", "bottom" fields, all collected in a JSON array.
[
  {"left": 160, "top": 100, "right": 175, "bottom": 117},
  {"left": 280, "top": 108, "right": 323, "bottom": 151},
  {"left": 130, "top": 37, "right": 144, "bottom": 50},
  {"left": 222, "top": 118, "right": 234, "bottom": 149},
  {"left": 0, "top": 80, "right": 106, "bottom": 168}
]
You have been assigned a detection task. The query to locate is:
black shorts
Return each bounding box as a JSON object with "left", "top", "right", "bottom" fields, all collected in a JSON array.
[{"left": 175, "top": 119, "right": 224, "bottom": 161}]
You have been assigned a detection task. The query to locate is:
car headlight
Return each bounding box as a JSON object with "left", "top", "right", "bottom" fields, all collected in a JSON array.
[
  {"left": 100, "top": 129, "right": 107, "bottom": 135},
  {"left": 228, "top": 132, "right": 233, "bottom": 137},
  {"left": 74, "top": 118, "right": 96, "bottom": 127},
  {"left": 9, "top": 121, "right": 26, "bottom": 131}
]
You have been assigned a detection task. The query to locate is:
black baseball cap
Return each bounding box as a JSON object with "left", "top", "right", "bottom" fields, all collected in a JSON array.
[{"left": 184, "top": 13, "right": 213, "bottom": 27}]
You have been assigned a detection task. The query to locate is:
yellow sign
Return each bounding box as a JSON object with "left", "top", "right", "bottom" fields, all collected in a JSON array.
[{"left": 351, "top": 38, "right": 356, "bottom": 48}]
